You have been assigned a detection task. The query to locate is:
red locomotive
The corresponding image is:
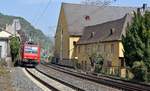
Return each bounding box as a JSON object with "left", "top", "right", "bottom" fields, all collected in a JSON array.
[{"left": 19, "top": 42, "right": 40, "bottom": 67}]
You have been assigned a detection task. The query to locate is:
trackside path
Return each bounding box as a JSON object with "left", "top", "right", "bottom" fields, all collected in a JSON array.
[{"left": 10, "top": 67, "right": 43, "bottom": 91}]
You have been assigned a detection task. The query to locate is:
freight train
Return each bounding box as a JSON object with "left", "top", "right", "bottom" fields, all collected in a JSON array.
[{"left": 18, "top": 42, "right": 41, "bottom": 67}]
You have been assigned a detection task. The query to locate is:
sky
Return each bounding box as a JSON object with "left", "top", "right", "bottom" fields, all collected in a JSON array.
[{"left": 0, "top": 0, "right": 150, "bottom": 37}]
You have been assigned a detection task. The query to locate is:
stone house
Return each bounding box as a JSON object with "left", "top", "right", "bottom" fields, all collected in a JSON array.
[
  {"left": 0, "top": 31, "right": 12, "bottom": 60},
  {"left": 76, "top": 14, "right": 132, "bottom": 77},
  {"left": 54, "top": 3, "right": 136, "bottom": 66},
  {"left": 0, "top": 19, "right": 21, "bottom": 62}
]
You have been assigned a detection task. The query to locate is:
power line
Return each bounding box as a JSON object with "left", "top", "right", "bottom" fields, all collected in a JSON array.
[{"left": 34, "top": 0, "right": 52, "bottom": 26}]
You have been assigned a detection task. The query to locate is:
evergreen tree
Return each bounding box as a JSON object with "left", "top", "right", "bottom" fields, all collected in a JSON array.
[
  {"left": 143, "top": 11, "right": 150, "bottom": 71},
  {"left": 10, "top": 36, "right": 20, "bottom": 62},
  {"left": 122, "top": 11, "right": 150, "bottom": 81},
  {"left": 122, "top": 12, "right": 145, "bottom": 67}
]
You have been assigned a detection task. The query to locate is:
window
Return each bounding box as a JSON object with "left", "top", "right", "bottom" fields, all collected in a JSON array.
[
  {"left": 111, "top": 44, "right": 114, "bottom": 54},
  {"left": 78, "top": 46, "right": 80, "bottom": 53},
  {"left": 85, "top": 61, "right": 87, "bottom": 70},
  {"left": 90, "top": 45, "right": 93, "bottom": 53},
  {"left": 107, "top": 61, "right": 112, "bottom": 67},
  {"left": 121, "top": 58, "right": 125, "bottom": 67},
  {"left": 104, "top": 44, "right": 106, "bottom": 52},
  {"left": 24, "top": 46, "right": 38, "bottom": 54},
  {"left": 61, "top": 29, "right": 63, "bottom": 35},
  {"left": 98, "top": 44, "right": 101, "bottom": 51},
  {"left": 84, "top": 45, "right": 87, "bottom": 53},
  {"left": 73, "top": 41, "right": 76, "bottom": 45},
  {"left": 81, "top": 61, "right": 84, "bottom": 69},
  {"left": 87, "top": 45, "right": 90, "bottom": 53},
  {"left": 0, "top": 46, "right": 2, "bottom": 58},
  {"left": 93, "top": 44, "right": 96, "bottom": 52}
]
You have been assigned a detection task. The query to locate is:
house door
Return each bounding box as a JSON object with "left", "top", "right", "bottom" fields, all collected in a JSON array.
[{"left": 0, "top": 46, "right": 2, "bottom": 58}]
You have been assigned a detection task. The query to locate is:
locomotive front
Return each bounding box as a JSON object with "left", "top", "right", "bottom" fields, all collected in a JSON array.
[{"left": 21, "top": 42, "right": 40, "bottom": 67}]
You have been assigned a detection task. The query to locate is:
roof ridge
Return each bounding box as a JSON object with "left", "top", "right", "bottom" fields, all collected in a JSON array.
[
  {"left": 77, "top": 14, "right": 128, "bottom": 44},
  {"left": 2, "top": 30, "right": 12, "bottom": 35},
  {"left": 85, "top": 15, "right": 127, "bottom": 29},
  {"left": 62, "top": 2, "right": 139, "bottom": 8},
  {"left": 119, "top": 13, "right": 133, "bottom": 39},
  {"left": 59, "top": 2, "right": 139, "bottom": 36}
]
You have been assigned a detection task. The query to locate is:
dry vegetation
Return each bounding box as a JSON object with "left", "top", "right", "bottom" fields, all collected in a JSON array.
[{"left": 0, "top": 60, "right": 14, "bottom": 91}]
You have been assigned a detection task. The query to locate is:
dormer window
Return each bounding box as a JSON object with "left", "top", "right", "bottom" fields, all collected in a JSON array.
[
  {"left": 90, "top": 32, "right": 94, "bottom": 38},
  {"left": 85, "top": 15, "right": 90, "bottom": 21},
  {"left": 110, "top": 28, "right": 115, "bottom": 35}
]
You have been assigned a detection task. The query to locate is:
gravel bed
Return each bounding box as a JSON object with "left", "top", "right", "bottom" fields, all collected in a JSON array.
[
  {"left": 37, "top": 65, "right": 122, "bottom": 91},
  {"left": 10, "top": 67, "right": 43, "bottom": 91},
  {"left": 0, "top": 68, "right": 14, "bottom": 91},
  {"left": 29, "top": 68, "right": 75, "bottom": 91}
]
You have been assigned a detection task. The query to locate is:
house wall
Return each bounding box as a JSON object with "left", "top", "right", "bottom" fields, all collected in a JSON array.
[
  {"left": 69, "top": 37, "right": 80, "bottom": 59},
  {"left": 5, "top": 24, "right": 15, "bottom": 35},
  {"left": 119, "top": 42, "right": 124, "bottom": 57},
  {"left": 76, "top": 41, "right": 124, "bottom": 71},
  {"left": 54, "top": 6, "right": 69, "bottom": 60},
  {"left": 0, "top": 40, "right": 8, "bottom": 59},
  {"left": 77, "top": 44, "right": 91, "bottom": 70}
]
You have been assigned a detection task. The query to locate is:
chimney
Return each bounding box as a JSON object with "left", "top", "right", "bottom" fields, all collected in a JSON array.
[
  {"left": 143, "top": 3, "right": 147, "bottom": 11},
  {"left": 137, "top": 8, "right": 141, "bottom": 13}
]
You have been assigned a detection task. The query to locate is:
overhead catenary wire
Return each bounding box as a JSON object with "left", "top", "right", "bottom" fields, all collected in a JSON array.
[
  {"left": 22, "top": 0, "right": 52, "bottom": 47},
  {"left": 28, "top": 0, "right": 52, "bottom": 41},
  {"left": 29, "top": 0, "right": 115, "bottom": 35},
  {"left": 34, "top": 0, "right": 52, "bottom": 26}
]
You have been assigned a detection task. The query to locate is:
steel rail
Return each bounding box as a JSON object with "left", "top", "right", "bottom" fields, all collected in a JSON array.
[
  {"left": 35, "top": 67, "right": 85, "bottom": 91},
  {"left": 42, "top": 64, "right": 150, "bottom": 91},
  {"left": 25, "top": 68, "right": 59, "bottom": 91}
]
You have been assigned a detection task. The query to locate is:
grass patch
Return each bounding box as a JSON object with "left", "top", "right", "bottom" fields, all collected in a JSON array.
[
  {"left": 0, "top": 59, "right": 9, "bottom": 76},
  {"left": 0, "top": 67, "right": 8, "bottom": 76}
]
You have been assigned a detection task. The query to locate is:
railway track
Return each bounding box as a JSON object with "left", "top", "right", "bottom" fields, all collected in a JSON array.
[
  {"left": 25, "top": 68, "right": 84, "bottom": 91},
  {"left": 41, "top": 64, "right": 150, "bottom": 91},
  {"left": 25, "top": 68, "right": 59, "bottom": 91}
]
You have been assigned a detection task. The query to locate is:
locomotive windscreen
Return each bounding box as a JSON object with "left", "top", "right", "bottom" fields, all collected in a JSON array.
[{"left": 24, "top": 46, "right": 38, "bottom": 54}]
